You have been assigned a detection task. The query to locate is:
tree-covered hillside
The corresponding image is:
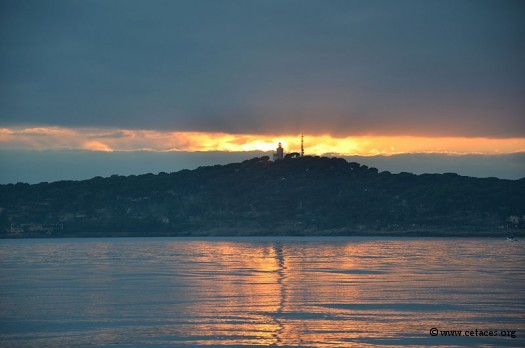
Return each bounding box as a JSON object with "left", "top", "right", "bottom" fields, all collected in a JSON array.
[{"left": 1, "top": 156, "right": 524, "bottom": 237}]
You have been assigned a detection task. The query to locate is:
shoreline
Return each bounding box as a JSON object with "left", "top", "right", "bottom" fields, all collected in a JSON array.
[{"left": 2, "top": 227, "right": 523, "bottom": 239}]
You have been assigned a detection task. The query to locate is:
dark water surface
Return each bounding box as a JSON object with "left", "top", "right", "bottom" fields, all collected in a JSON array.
[{"left": 0, "top": 237, "right": 523, "bottom": 347}]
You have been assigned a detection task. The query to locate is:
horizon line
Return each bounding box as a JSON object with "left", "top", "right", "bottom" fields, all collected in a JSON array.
[{"left": 1, "top": 126, "right": 525, "bottom": 156}]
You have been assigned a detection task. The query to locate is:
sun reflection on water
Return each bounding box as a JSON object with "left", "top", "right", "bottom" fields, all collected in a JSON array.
[{"left": 0, "top": 238, "right": 523, "bottom": 347}]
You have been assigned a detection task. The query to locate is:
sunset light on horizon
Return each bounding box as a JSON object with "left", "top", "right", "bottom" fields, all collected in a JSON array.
[
  {"left": 1, "top": 0, "right": 524, "bottom": 183},
  {"left": 1, "top": 126, "right": 524, "bottom": 156},
  {"left": 1, "top": 2, "right": 525, "bottom": 345}
]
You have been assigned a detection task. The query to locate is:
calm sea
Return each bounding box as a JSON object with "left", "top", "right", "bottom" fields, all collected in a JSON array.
[{"left": 0, "top": 237, "right": 523, "bottom": 347}]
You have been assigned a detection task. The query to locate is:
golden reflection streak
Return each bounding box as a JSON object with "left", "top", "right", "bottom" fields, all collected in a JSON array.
[
  {"left": 171, "top": 241, "right": 368, "bottom": 347},
  {"left": 4, "top": 239, "right": 520, "bottom": 347},
  {"left": 1, "top": 126, "right": 524, "bottom": 155}
]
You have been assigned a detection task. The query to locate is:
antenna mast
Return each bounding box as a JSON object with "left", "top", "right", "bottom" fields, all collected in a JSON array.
[{"left": 301, "top": 133, "right": 304, "bottom": 157}]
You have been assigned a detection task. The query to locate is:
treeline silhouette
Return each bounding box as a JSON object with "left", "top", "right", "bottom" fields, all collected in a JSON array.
[{"left": 1, "top": 156, "right": 523, "bottom": 237}]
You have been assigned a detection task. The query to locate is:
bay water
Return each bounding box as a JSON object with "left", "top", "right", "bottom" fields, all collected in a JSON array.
[{"left": 0, "top": 237, "right": 523, "bottom": 347}]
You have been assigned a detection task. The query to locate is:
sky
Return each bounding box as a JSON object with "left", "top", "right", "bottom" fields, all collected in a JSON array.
[{"left": 1, "top": 0, "right": 524, "bottom": 182}]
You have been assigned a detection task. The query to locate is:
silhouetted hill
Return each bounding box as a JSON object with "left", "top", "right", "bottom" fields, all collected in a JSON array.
[{"left": 1, "top": 156, "right": 524, "bottom": 237}]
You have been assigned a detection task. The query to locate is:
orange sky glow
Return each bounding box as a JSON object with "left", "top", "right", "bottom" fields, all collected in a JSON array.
[{"left": 1, "top": 126, "right": 524, "bottom": 156}]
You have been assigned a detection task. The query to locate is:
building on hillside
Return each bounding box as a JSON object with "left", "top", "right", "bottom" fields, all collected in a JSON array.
[
  {"left": 284, "top": 152, "right": 301, "bottom": 159},
  {"left": 273, "top": 142, "right": 284, "bottom": 161},
  {"left": 273, "top": 134, "right": 305, "bottom": 161}
]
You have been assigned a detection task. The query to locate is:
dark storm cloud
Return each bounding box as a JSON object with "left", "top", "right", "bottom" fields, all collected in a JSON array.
[{"left": 1, "top": 0, "right": 524, "bottom": 137}]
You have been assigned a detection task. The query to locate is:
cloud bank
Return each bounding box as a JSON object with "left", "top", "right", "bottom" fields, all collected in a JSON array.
[
  {"left": 1, "top": 126, "right": 524, "bottom": 155},
  {"left": 1, "top": 0, "right": 524, "bottom": 137}
]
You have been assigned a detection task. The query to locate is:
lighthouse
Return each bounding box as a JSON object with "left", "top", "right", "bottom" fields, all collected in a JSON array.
[
  {"left": 273, "top": 142, "right": 284, "bottom": 161},
  {"left": 273, "top": 135, "right": 304, "bottom": 160}
]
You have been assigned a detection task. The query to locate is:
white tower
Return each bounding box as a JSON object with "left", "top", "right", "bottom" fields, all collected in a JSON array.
[{"left": 273, "top": 142, "right": 284, "bottom": 161}]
